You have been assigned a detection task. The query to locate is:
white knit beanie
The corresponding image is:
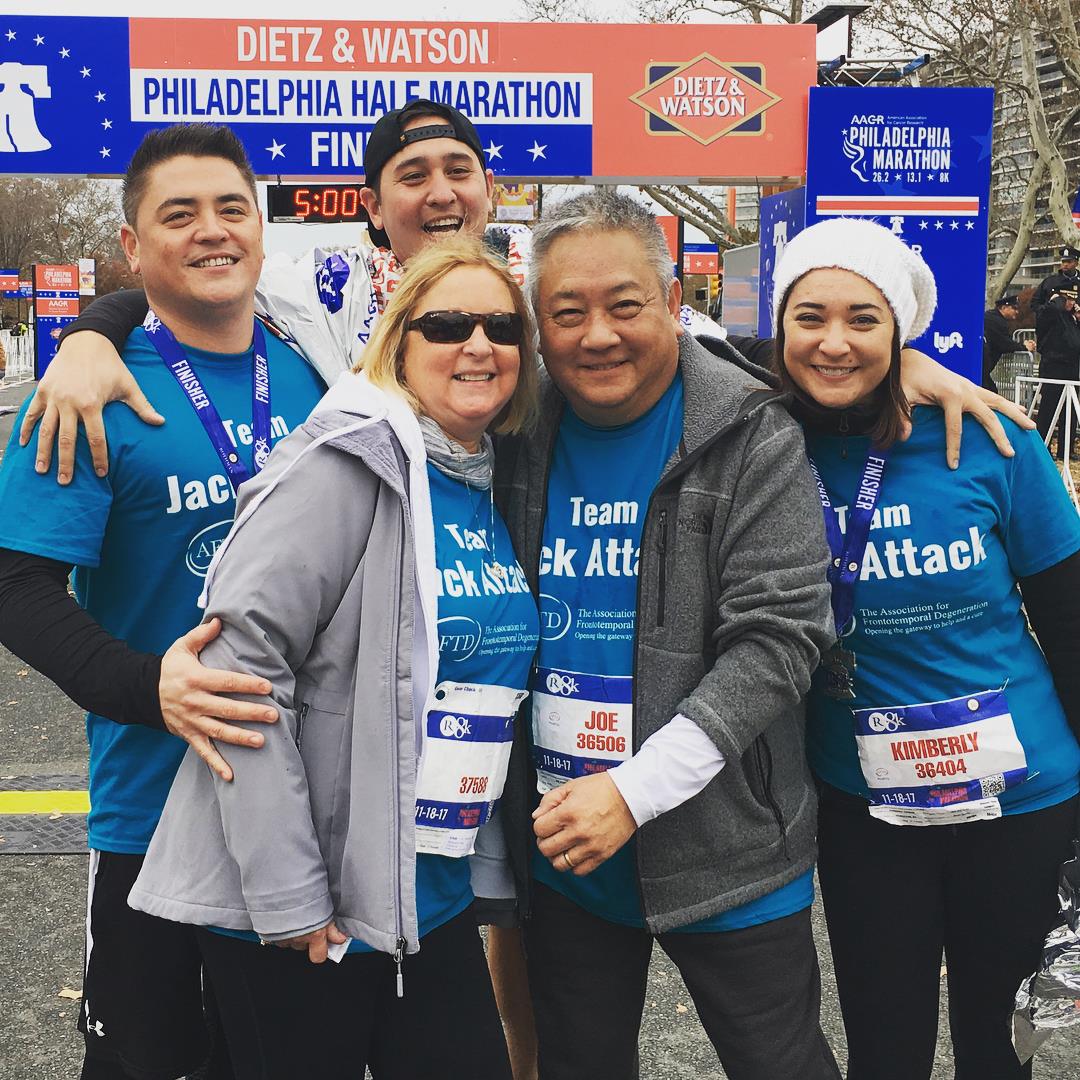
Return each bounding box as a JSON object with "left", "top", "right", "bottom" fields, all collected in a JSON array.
[{"left": 771, "top": 218, "right": 937, "bottom": 344}]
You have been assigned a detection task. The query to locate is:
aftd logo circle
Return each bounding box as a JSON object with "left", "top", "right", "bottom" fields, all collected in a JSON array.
[
  {"left": 438, "top": 616, "right": 482, "bottom": 662},
  {"left": 185, "top": 519, "right": 232, "bottom": 577},
  {"left": 538, "top": 593, "right": 572, "bottom": 642}
]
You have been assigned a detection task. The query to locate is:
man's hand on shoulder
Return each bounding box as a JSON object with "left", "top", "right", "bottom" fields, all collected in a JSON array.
[
  {"left": 159, "top": 618, "right": 279, "bottom": 782},
  {"left": 19, "top": 331, "right": 164, "bottom": 485},
  {"left": 898, "top": 347, "right": 1035, "bottom": 468},
  {"left": 532, "top": 772, "right": 636, "bottom": 876}
]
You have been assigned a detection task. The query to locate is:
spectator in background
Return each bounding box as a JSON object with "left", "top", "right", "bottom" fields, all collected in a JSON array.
[
  {"left": 982, "top": 294, "right": 1034, "bottom": 395},
  {"left": 1034, "top": 289, "right": 1080, "bottom": 460}
]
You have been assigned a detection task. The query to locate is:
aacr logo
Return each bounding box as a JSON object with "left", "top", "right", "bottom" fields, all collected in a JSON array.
[{"left": 630, "top": 53, "right": 781, "bottom": 145}]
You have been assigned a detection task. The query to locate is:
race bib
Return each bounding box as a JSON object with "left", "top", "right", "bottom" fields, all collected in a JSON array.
[
  {"left": 414, "top": 681, "right": 527, "bottom": 858},
  {"left": 531, "top": 666, "right": 632, "bottom": 793},
  {"left": 854, "top": 689, "right": 1028, "bottom": 825}
]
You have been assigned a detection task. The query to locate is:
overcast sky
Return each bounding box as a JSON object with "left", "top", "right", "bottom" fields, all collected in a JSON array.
[{"left": 11, "top": 0, "right": 631, "bottom": 20}]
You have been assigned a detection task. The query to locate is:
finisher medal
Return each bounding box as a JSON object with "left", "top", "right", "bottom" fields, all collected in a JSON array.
[{"left": 823, "top": 642, "right": 857, "bottom": 700}]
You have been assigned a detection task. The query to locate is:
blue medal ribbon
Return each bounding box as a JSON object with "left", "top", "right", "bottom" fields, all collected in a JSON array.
[
  {"left": 143, "top": 310, "right": 271, "bottom": 490},
  {"left": 808, "top": 448, "right": 888, "bottom": 637}
]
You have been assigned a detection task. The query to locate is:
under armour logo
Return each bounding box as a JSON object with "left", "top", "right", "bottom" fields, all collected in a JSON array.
[{"left": 85, "top": 1000, "right": 106, "bottom": 1038}]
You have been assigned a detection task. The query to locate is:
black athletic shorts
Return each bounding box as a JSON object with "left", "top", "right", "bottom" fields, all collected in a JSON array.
[{"left": 79, "top": 849, "right": 229, "bottom": 1080}]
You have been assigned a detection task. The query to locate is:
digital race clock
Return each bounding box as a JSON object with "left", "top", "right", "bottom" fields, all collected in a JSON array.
[{"left": 267, "top": 184, "right": 368, "bottom": 224}]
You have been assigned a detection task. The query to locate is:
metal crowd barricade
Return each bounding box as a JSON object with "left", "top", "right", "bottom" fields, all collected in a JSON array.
[
  {"left": 989, "top": 329, "right": 1038, "bottom": 400},
  {"left": 1015, "top": 374, "right": 1080, "bottom": 515},
  {"left": 0, "top": 329, "right": 34, "bottom": 387}
]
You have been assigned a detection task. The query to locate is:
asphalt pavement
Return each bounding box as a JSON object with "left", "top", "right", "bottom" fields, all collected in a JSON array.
[{"left": 2, "top": 377, "right": 1080, "bottom": 1078}]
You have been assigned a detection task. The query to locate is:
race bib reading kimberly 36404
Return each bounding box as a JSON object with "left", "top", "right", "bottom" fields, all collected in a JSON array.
[
  {"left": 414, "top": 681, "right": 527, "bottom": 857},
  {"left": 855, "top": 689, "right": 1028, "bottom": 825}
]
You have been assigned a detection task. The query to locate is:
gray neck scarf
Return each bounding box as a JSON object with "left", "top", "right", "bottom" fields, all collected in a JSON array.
[{"left": 417, "top": 414, "right": 495, "bottom": 490}]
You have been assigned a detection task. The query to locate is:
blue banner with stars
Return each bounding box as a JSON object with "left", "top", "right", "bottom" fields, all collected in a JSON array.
[
  {"left": 805, "top": 87, "right": 994, "bottom": 383},
  {"left": 0, "top": 14, "right": 593, "bottom": 180}
]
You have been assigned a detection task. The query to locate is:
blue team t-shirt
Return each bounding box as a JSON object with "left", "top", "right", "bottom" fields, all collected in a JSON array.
[
  {"left": 805, "top": 408, "right": 1080, "bottom": 813},
  {"left": 532, "top": 373, "right": 813, "bottom": 930},
  {"left": 317, "top": 463, "right": 539, "bottom": 954},
  {"left": 0, "top": 326, "right": 325, "bottom": 854}
]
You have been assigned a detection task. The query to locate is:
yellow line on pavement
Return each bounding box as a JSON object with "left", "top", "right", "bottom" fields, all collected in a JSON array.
[{"left": 0, "top": 791, "right": 89, "bottom": 814}]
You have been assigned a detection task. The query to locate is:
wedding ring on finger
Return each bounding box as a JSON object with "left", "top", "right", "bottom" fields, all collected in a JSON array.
[{"left": 561, "top": 849, "right": 576, "bottom": 871}]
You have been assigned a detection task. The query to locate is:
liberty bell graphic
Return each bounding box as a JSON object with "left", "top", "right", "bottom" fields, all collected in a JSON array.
[{"left": 0, "top": 63, "right": 53, "bottom": 152}]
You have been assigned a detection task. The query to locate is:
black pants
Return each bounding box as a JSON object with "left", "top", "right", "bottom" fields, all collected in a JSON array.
[
  {"left": 524, "top": 882, "right": 840, "bottom": 1080},
  {"left": 1035, "top": 354, "right": 1080, "bottom": 459},
  {"left": 817, "top": 784, "right": 1076, "bottom": 1080},
  {"left": 196, "top": 906, "right": 512, "bottom": 1080},
  {"left": 79, "top": 851, "right": 232, "bottom": 1080}
]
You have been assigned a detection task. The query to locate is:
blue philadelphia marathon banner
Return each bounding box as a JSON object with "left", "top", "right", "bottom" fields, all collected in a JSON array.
[
  {"left": 805, "top": 87, "right": 994, "bottom": 384},
  {"left": 757, "top": 186, "right": 805, "bottom": 339}
]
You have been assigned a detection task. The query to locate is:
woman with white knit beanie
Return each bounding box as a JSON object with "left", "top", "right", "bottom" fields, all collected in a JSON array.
[{"left": 773, "top": 218, "right": 1080, "bottom": 1080}]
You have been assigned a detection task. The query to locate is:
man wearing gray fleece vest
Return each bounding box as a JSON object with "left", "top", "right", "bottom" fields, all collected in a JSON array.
[{"left": 494, "top": 189, "right": 841, "bottom": 1079}]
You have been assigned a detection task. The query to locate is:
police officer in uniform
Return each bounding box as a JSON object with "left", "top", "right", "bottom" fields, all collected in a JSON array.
[
  {"left": 1032, "top": 244, "right": 1080, "bottom": 315},
  {"left": 982, "top": 294, "right": 1026, "bottom": 393},
  {"left": 1034, "top": 270, "right": 1080, "bottom": 459}
]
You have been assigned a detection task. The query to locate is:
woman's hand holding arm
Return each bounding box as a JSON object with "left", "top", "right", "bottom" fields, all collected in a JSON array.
[{"left": 272, "top": 920, "right": 349, "bottom": 965}]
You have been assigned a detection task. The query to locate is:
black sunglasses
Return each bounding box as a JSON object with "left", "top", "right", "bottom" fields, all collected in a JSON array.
[{"left": 406, "top": 310, "right": 524, "bottom": 346}]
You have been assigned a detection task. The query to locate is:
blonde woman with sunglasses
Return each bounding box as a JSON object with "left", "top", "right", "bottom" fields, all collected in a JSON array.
[{"left": 126, "top": 237, "right": 540, "bottom": 1080}]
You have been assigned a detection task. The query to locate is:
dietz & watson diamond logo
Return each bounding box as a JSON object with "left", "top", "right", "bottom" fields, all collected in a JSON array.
[{"left": 630, "top": 54, "right": 781, "bottom": 145}]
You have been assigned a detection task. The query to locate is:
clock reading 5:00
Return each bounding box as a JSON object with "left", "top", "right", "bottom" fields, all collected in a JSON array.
[{"left": 267, "top": 184, "right": 367, "bottom": 224}]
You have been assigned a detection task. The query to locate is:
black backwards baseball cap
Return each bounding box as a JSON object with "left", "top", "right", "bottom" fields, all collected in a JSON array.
[
  {"left": 996, "top": 294, "right": 1020, "bottom": 308},
  {"left": 1060, "top": 245, "right": 1079, "bottom": 261},
  {"left": 362, "top": 99, "right": 487, "bottom": 249}
]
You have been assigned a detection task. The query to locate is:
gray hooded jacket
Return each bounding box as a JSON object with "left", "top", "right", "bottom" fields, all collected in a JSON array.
[
  {"left": 496, "top": 332, "right": 834, "bottom": 933},
  {"left": 129, "top": 373, "right": 509, "bottom": 956}
]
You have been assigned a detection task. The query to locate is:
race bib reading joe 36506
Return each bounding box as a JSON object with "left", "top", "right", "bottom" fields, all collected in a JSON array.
[{"left": 531, "top": 666, "right": 632, "bottom": 793}]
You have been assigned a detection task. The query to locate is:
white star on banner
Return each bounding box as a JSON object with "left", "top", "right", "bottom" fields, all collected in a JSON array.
[
  {"left": 266, "top": 139, "right": 286, "bottom": 160},
  {"left": 927, "top": 173, "right": 935, "bottom": 182},
  {"left": 4, "top": 30, "right": 15, "bottom": 41},
  {"left": 527, "top": 141, "right": 547, "bottom": 161},
  {"left": 99, "top": 147, "right": 110, "bottom": 158},
  {"left": 95, "top": 91, "right": 106, "bottom": 102},
  {"left": 950, "top": 221, "right": 959, "bottom": 230},
  {"left": 966, "top": 221, "right": 975, "bottom": 230},
  {"left": 34, "top": 34, "right": 44, "bottom": 46},
  {"left": 919, "top": 220, "right": 928, "bottom": 230},
  {"left": 102, "top": 118, "right": 112, "bottom": 130},
  {"left": 484, "top": 141, "right": 503, "bottom": 161},
  {"left": 59, "top": 46, "right": 70, "bottom": 58},
  {"left": 934, "top": 221, "right": 944, "bottom": 230},
  {"left": 80, "top": 66, "right": 91, "bottom": 78}
]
